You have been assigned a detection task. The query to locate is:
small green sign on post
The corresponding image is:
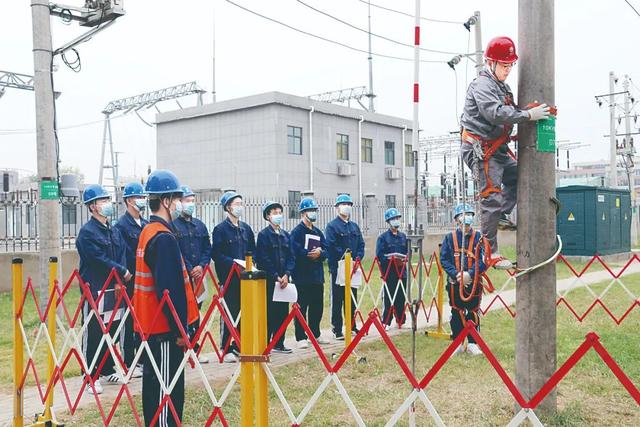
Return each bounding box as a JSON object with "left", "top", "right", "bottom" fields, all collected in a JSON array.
[
  {"left": 40, "top": 180, "right": 59, "bottom": 200},
  {"left": 536, "top": 115, "right": 556, "bottom": 153}
]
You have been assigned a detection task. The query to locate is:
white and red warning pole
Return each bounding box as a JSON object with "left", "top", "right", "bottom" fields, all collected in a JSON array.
[{"left": 411, "top": 0, "right": 421, "bottom": 233}]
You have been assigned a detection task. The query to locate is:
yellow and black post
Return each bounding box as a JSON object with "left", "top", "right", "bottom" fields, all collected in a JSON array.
[
  {"left": 425, "top": 247, "right": 451, "bottom": 340},
  {"left": 239, "top": 253, "right": 269, "bottom": 427},
  {"left": 13, "top": 258, "right": 24, "bottom": 427},
  {"left": 344, "top": 252, "right": 352, "bottom": 349}
]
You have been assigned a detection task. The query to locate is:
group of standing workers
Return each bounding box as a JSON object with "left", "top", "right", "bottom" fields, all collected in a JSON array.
[{"left": 73, "top": 34, "right": 547, "bottom": 426}]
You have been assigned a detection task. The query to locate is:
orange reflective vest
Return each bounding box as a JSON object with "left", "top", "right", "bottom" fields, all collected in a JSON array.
[{"left": 133, "top": 221, "right": 199, "bottom": 335}]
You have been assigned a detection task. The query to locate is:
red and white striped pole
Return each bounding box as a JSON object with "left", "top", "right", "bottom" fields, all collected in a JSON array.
[{"left": 410, "top": 3, "right": 421, "bottom": 426}]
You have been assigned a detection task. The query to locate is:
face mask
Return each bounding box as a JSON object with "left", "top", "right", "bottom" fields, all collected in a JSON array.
[
  {"left": 231, "top": 206, "right": 244, "bottom": 218},
  {"left": 133, "top": 199, "right": 146, "bottom": 212},
  {"left": 389, "top": 219, "right": 401, "bottom": 229},
  {"left": 98, "top": 202, "right": 114, "bottom": 217},
  {"left": 338, "top": 205, "right": 352, "bottom": 217},
  {"left": 183, "top": 202, "right": 196, "bottom": 217},
  {"left": 463, "top": 214, "right": 474, "bottom": 225},
  {"left": 170, "top": 201, "right": 183, "bottom": 221},
  {"left": 271, "top": 214, "right": 283, "bottom": 226},
  {"left": 306, "top": 211, "right": 318, "bottom": 222}
]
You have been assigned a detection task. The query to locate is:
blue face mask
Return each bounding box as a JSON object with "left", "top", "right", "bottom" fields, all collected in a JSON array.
[
  {"left": 171, "top": 201, "right": 183, "bottom": 221},
  {"left": 134, "top": 199, "right": 147, "bottom": 212},
  {"left": 98, "top": 202, "right": 114, "bottom": 217},
  {"left": 182, "top": 202, "right": 196, "bottom": 217},
  {"left": 462, "top": 214, "right": 474, "bottom": 225},
  {"left": 271, "top": 214, "right": 283, "bottom": 226},
  {"left": 389, "top": 219, "right": 401, "bottom": 229},
  {"left": 306, "top": 211, "right": 318, "bottom": 222}
]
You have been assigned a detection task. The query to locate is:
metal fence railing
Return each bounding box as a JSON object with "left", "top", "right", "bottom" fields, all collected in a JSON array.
[{"left": 0, "top": 196, "right": 468, "bottom": 252}]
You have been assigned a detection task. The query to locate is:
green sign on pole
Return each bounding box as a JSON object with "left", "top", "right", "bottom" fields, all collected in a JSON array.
[
  {"left": 536, "top": 115, "right": 556, "bottom": 153},
  {"left": 40, "top": 180, "right": 59, "bottom": 200}
]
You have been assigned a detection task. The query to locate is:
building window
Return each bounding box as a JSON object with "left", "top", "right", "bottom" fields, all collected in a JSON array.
[
  {"left": 385, "top": 195, "right": 397, "bottom": 208},
  {"left": 337, "top": 134, "right": 349, "bottom": 161},
  {"left": 361, "top": 138, "right": 373, "bottom": 163},
  {"left": 62, "top": 204, "right": 77, "bottom": 226},
  {"left": 287, "top": 126, "right": 302, "bottom": 155},
  {"left": 385, "top": 141, "right": 395, "bottom": 165},
  {"left": 405, "top": 144, "right": 415, "bottom": 167},
  {"left": 288, "top": 190, "right": 301, "bottom": 219}
]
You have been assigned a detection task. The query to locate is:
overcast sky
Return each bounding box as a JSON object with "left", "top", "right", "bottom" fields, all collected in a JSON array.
[{"left": 1, "top": 0, "right": 639, "bottom": 184}]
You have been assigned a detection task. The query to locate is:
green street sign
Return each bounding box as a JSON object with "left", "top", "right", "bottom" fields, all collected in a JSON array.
[
  {"left": 536, "top": 115, "right": 556, "bottom": 153},
  {"left": 40, "top": 180, "right": 59, "bottom": 200}
]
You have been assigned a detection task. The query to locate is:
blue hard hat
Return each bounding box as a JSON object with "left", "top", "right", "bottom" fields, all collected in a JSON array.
[
  {"left": 82, "top": 184, "right": 110, "bottom": 205},
  {"left": 335, "top": 194, "right": 353, "bottom": 206},
  {"left": 181, "top": 185, "right": 195, "bottom": 198},
  {"left": 123, "top": 182, "right": 145, "bottom": 199},
  {"left": 145, "top": 170, "right": 182, "bottom": 195},
  {"left": 220, "top": 191, "right": 242, "bottom": 208},
  {"left": 384, "top": 208, "right": 401, "bottom": 222},
  {"left": 299, "top": 197, "right": 319, "bottom": 213},
  {"left": 454, "top": 203, "right": 475, "bottom": 218},
  {"left": 262, "top": 200, "right": 284, "bottom": 220}
]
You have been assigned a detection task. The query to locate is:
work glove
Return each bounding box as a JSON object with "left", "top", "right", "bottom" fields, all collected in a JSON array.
[
  {"left": 456, "top": 271, "right": 472, "bottom": 285},
  {"left": 528, "top": 103, "right": 551, "bottom": 121}
]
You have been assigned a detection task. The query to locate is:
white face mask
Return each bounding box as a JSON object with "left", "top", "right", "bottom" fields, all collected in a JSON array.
[
  {"left": 98, "top": 201, "right": 114, "bottom": 217},
  {"left": 231, "top": 206, "right": 244, "bottom": 218},
  {"left": 462, "top": 214, "right": 474, "bottom": 225},
  {"left": 132, "top": 199, "right": 146, "bottom": 212},
  {"left": 389, "top": 219, "right": 401, "bottom": 229},
  {"left": 338, "top": 205, "right": 352, "bottom": 217},
  {"left": 182, "top": 202, "right": 196, "bottom": 217},
  {"left": 271, "top": 214, "right": 283, "bottom": 226},
  {"left": 170, "top": 200, "right": 183, "bottom": 221},
  {"left": 306, "top": 211, "right": 318, "bottom": 222}
]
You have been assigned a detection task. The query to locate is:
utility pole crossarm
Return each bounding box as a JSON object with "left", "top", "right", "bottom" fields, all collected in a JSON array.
[{"left": 0, "top": 71, "right": 34, "bottom": 91}]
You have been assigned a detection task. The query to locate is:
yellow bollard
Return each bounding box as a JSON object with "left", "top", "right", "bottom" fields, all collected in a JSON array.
[
  {"left": 239, "top": 253, "right": 269, "bottom": 426},
  {"left": 425, "top": 250, "right": 451, "bottom": 340},
  {"left": 13, "top": 258, "right": 24, "bottom": 427},
  {"left": 344, "top": 252, "right": 352, "bottom": 349}
]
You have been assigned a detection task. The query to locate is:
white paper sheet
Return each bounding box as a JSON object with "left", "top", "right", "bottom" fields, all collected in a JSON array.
[{"left": 272, "top": 282, "right": 298, "bottom": 303}]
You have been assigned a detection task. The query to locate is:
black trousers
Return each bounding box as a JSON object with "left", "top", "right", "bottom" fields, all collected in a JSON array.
[
  {"left": 122, "top": 283, "right": 137, "bottom": 368},
  {"left": 220, "top": 278, "right": 241, "bottom": 355},
  {"left": 82, "top": 301, "right": 120, "bottom": 377},
  {"left": 330, "top": 272, "right": 358, "bottom": 335},
  {"left": 267, "top": 281, "right": 289, "bottom": 348},
  {"left": 447, "top": 281, "right": 482, "bottom": 343},
  {"left": 294, "top": 282, "right": 324, "bottom": 341},
  {"left": 382, "top": 275, "right": 407, "bottom": 326},
  {"left": 142, "top": 336, "right": 185, "bottom": 427}
]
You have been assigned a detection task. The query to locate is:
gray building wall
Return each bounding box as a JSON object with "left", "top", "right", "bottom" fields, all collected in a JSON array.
[{"left": 156, "top": 92, "right": 415, "bottom": 203}]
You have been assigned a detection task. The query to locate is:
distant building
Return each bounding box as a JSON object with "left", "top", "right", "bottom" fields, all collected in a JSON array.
[{"left": 155, "top": 91, "right": 415, "bottom": 209}]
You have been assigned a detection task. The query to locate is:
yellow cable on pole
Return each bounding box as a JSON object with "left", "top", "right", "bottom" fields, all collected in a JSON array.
[
  {"left": 426, "top": 248, "right": 451, "bottom": 340},
  {"left": 344, "top": 252, "right": 352, "bottom": 349},
  {"left": 42, "top": 257, "right": 57, "bottom": 422},
  {"left": 239, "top": 253, "right": 269, "bottom": 426},
  {"left": 12, "top": 258, "right": 24, "bottom": 427}
]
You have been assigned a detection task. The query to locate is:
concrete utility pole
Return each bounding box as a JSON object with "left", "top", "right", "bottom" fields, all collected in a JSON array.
[
  {"left": 516, "top": 0, "right": 557, "bottom": 417},
  {"left": 473, "top": 11, "right": 483, "bottom": 76},
  {"left": 609, "top": 71, "right": 618, "bottom": 187},
  {"left": 622, "top": 75, "right": 638, "bottom": 245},
  {"left": 31, "top": 0, "right": 61, "bottom": 301},
  {"left": 212, "top": 1, "right": 217, "bottom": 103},
  {"left": 367, "top": 0, "right": 375, "bottom": 112}
]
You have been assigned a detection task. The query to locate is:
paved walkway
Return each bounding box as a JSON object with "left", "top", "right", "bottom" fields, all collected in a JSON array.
[{"left": 2, "top": 263, "right": 639, "bottom": 426}]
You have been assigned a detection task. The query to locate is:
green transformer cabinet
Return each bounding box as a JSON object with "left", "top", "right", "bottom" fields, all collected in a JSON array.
[{"left": 556, "top": 186, "right": 631, "bottom": 256}]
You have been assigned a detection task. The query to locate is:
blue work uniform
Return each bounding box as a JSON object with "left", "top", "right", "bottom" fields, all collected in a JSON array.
[
  {"left": 210, "top": 217, "right": 256, "bottom": 355},
  {"left": 290, "top": 221, "right": 327, "bottom": 342},
  {"left": 375, "top": 229, "right": 408, "bottom": 326},
  {"left": 324, "top": 216, "right": 365, "bottom": 336},
  {"left": 255, "top": 225, "right": 295, "bottom": 349}
]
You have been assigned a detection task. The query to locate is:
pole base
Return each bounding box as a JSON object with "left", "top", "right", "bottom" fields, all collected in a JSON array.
[{"left": 424, "top": 331, "right": 451, "bottom": 341}]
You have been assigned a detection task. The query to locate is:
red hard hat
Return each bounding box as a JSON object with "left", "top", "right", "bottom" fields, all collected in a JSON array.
[{"left": 485, "top": 36, "right": 518, "bottom": 63}]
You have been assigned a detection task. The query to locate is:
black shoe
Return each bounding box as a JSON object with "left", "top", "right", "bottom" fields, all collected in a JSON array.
[
  {"left": 498, "top": 214, "right": 517, "bottom": 230},
  {"left": 272, "top": 345, "right": 293, "bottom": 354}
]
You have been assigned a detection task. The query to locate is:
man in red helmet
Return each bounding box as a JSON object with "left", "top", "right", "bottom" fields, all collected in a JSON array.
[{"left": 460, "top": 36, "right": 550, "bottom": 269}]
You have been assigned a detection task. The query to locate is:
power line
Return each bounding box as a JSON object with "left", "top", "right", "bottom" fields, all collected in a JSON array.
[
  {"left": 356, "top": 0, "right": 464, "bottom": 24},
  {"left": 623, "top": 0, "right": 640, "bottom": 18},
  {"left": 224, "top": 0, "right": 446, "bottom": 63},
  {"left": 296, "top": 0, "right": 464, "bottom": 55}
]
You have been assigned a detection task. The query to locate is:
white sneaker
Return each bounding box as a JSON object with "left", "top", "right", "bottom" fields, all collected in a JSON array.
[
  {"left": 100, "top": 372, "right": 124, "bottom": 385},
  {"left": 131, "top": 365, "right": 143, "bottom": 379},
  {"left": 467, "top": 343, "right": 483, "bottom": 356},
  {"left": 223, "top": 353, "right": 238, "bottom": 363},
  {"left": 451, "top": 344, "right": 465, "bottom": 357},
  {"left": 86, "top": 378, "right": 103, "bottom": 395},
  {"left": 297, "top": 340, "right": 309, "bottom": 349},
  {"left": 198, "top": 354, "right": 210, "bottom": 364},
  {"left": 384, "top": 324, "right": 391, "bottom": 331},
  {"left": 491, "top": 254, "right": 513, "bottom": 270},
  {"left": 316, "top": 336, "right": 331, "bottom": 345}
]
